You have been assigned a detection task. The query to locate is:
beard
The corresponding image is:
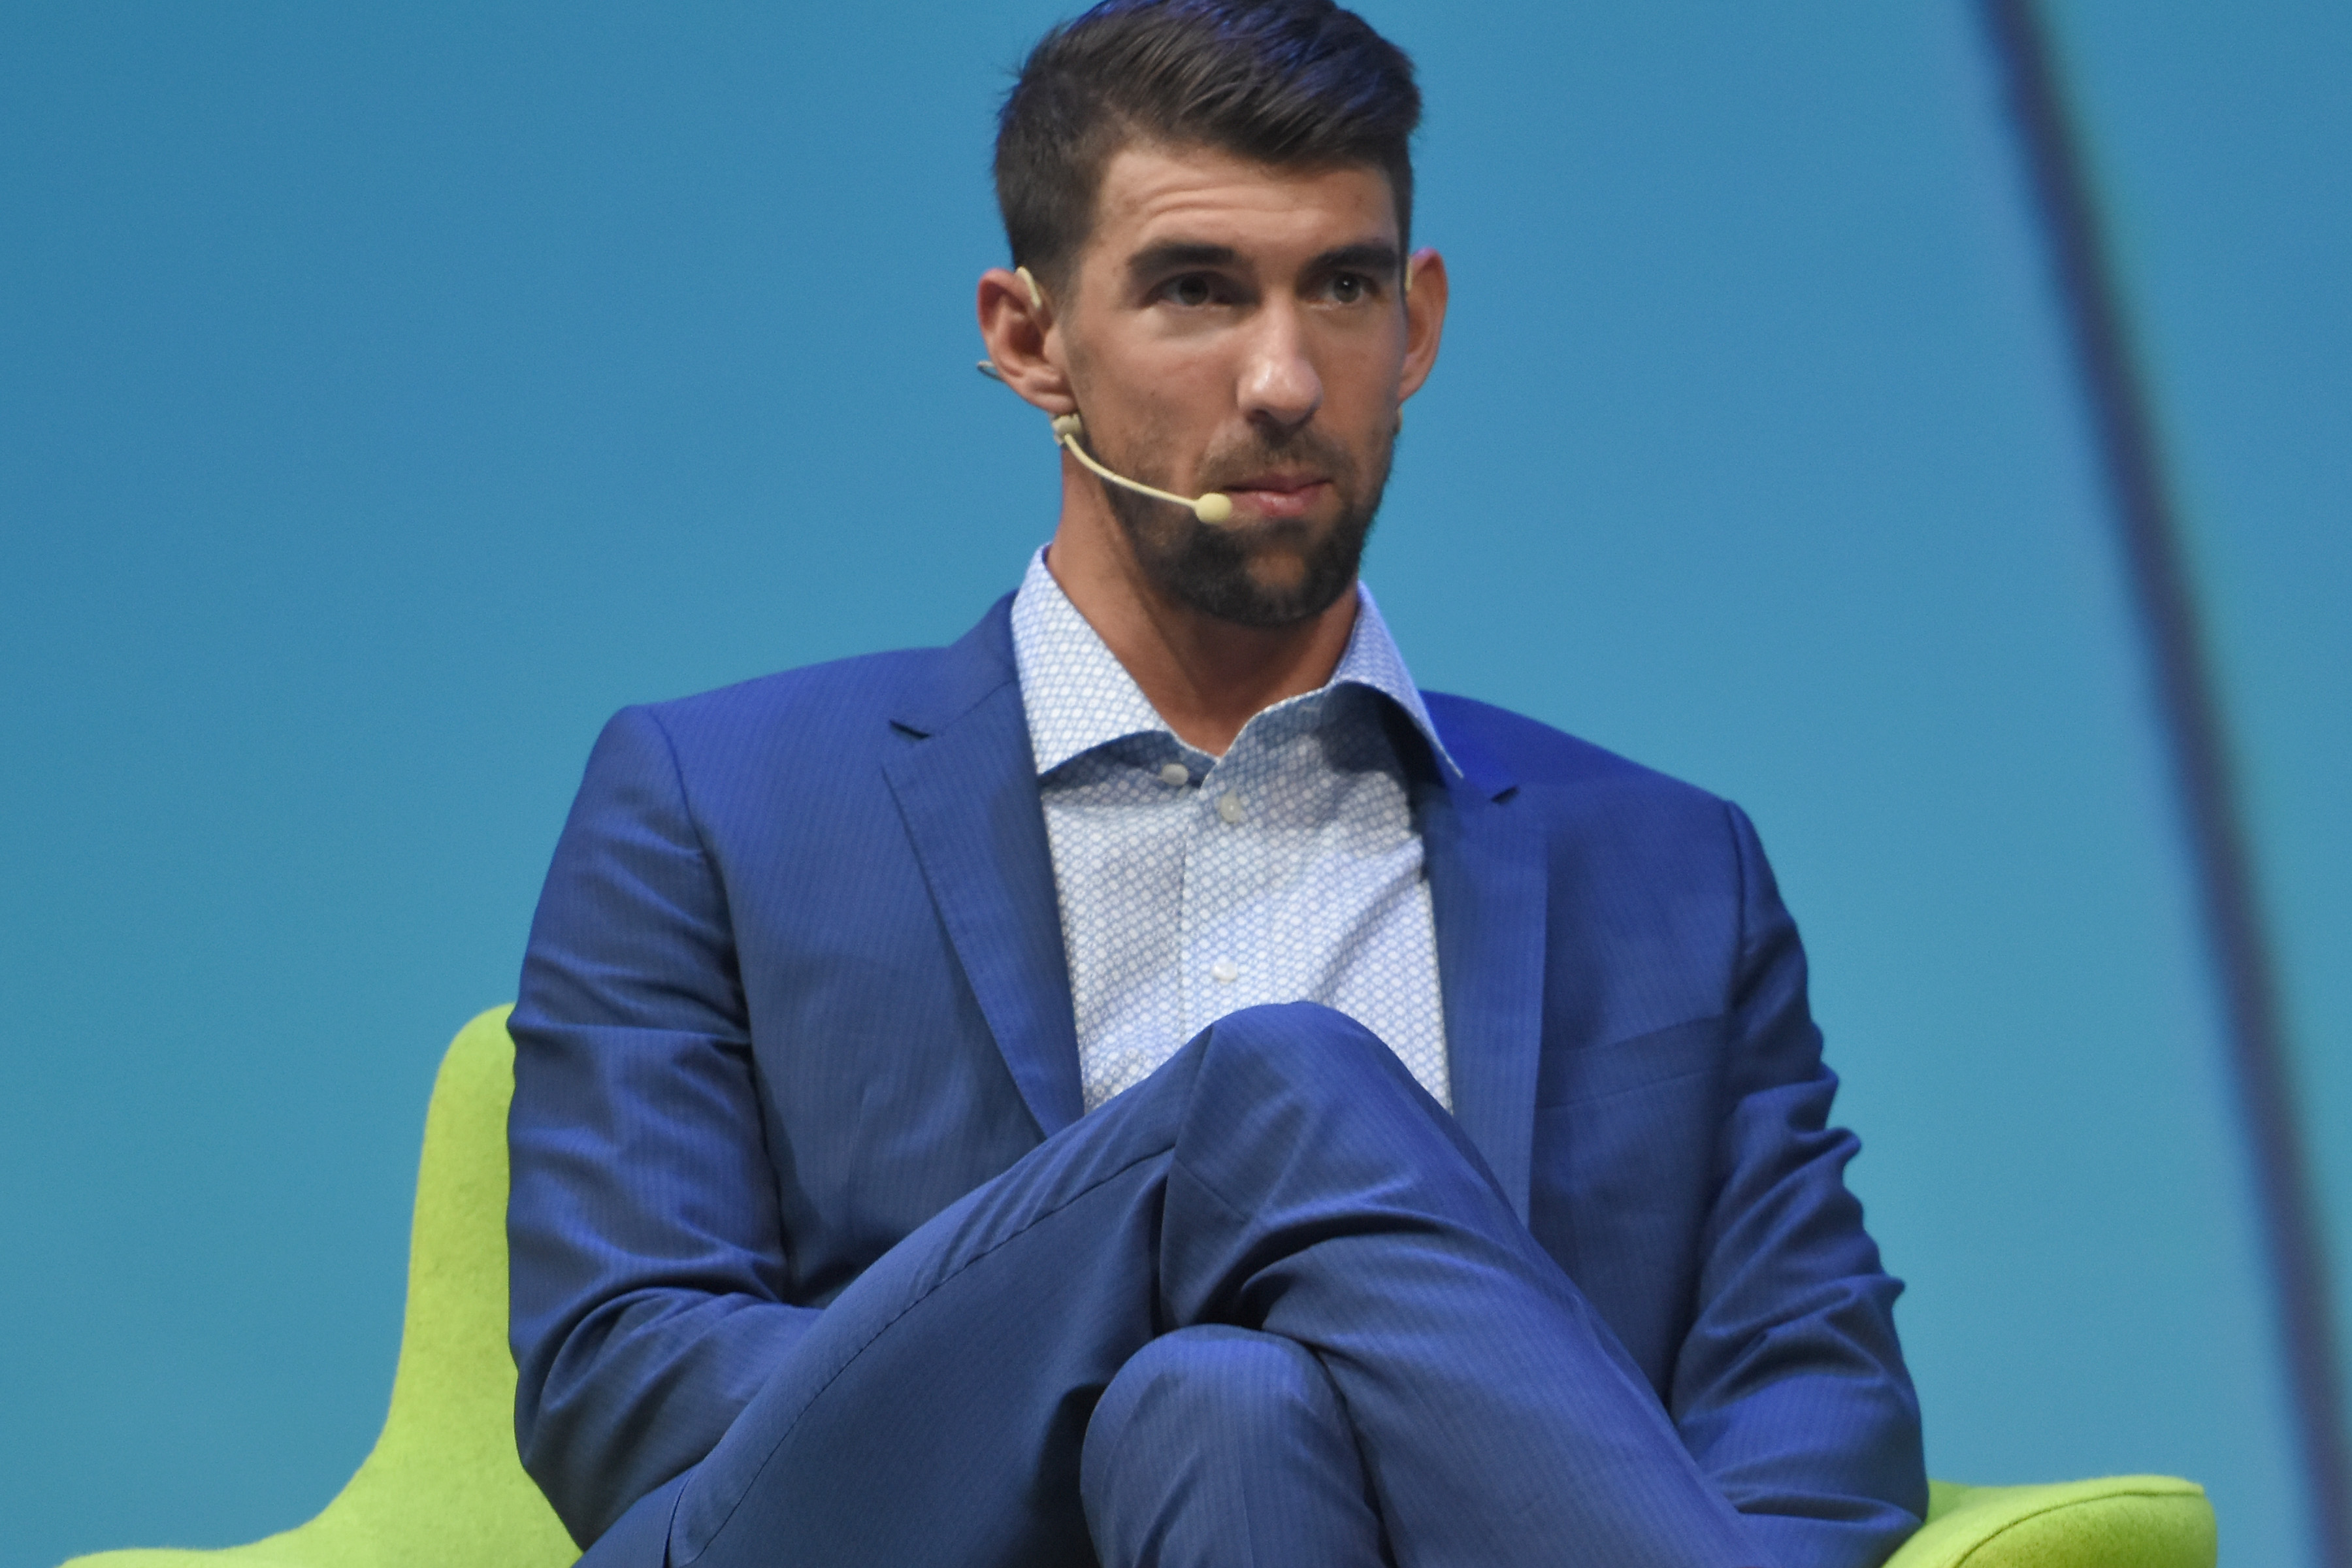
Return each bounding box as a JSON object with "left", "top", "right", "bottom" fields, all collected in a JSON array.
[{"left": 1100, "top": 419, "right": 1396, "bottom": 629}]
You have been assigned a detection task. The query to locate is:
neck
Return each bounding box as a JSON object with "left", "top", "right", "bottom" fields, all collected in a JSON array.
[{"left": 1044, "top": 476, "right": 1358, "bottom": 757}]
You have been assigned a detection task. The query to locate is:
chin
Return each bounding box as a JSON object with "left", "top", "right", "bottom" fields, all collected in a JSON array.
[{"left": 1108, "top": 473, "right": 1375, "bottom": 629}]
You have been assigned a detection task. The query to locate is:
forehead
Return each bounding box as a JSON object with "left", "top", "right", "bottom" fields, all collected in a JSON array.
[{"left": 1086, "top": 142, "right": 1398, "bottom": 266}]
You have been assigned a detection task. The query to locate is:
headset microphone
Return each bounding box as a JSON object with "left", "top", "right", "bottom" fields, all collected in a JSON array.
[
  {"left": 1048, "top": 412, "right": 1234, "bottom": 523},
  {"left": 975, "top": 267, "right": 1237, "bottom": 525},
  {"left": 970, "top": 373, "right": 1236, "bottom": 524}
]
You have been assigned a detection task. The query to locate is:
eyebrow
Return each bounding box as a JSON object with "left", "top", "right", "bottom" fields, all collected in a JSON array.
[
  {"left": 1126, "top": 242, "right": 1241, "bottom": 285},
  {"left": 1124, "top": 239, "right": 1405, "bottom": 289},
  {"left": 1315, "top": 241, "right": 1403, "bottom": 279}
]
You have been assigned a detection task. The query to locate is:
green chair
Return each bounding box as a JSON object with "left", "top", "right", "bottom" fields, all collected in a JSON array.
[{"left": 61, "top": 1008, "right": 2217, "bottom": 1568}]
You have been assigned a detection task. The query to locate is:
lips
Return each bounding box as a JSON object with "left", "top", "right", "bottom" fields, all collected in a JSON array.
[{"left": 1217, "top": 474, "right": 1331, "bottom": 519}]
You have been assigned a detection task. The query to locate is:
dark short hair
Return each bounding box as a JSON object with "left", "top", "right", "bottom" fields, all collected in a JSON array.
[{"left": 994, "top": 0, "right": 1420, "bottom": 298}]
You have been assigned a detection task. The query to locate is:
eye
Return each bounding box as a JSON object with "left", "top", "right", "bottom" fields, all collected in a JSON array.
[
  {"left": 1324, "top": 272, "right": 1375, "bottom": 304},
  {"left": 1166, "top": 273, "right": 1216, "bottom": 308}
]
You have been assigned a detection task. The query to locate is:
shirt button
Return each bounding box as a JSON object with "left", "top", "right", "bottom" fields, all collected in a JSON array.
[
  {"left": 1211, "top": 959, "right": 1239, "bottom": 983},
  {"left": 1217, "top": 791, "right": 1244, "bottom": 824},
  {"left": 1158, "top": 761, "right": 1190, "bottom": 787}
]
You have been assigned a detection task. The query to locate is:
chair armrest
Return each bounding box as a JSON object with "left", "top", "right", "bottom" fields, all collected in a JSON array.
[{"left": 1887, "top": 1475, "right": 2214, "bottom": 1568}]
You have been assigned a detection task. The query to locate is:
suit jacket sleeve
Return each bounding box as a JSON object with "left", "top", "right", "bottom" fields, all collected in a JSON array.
[
  {"left": 507, "top": 704, "right": 817, "bottom": 1546},
  {"left": 1675, "top": 800, "right": 1927, "bottom": 1567}
]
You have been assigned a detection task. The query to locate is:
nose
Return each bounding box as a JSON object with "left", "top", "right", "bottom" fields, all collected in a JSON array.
[{"left": 1236, "top": 303, "right": 1322, "bottom": 433}]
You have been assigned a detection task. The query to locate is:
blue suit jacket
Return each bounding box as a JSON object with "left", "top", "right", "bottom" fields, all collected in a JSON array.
[{"left": 509, "top": 596, "right": 1926, "bottom": 1557}]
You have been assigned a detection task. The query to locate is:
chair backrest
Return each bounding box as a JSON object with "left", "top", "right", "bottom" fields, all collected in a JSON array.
[{"left": 289, "top": 1006, "right": 578, "bottom": 1566}]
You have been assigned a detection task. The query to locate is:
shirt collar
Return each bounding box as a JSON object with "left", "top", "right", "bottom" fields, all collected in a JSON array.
[{"left": 1009, "top": 547, "right": 1458, "bottom": 778}]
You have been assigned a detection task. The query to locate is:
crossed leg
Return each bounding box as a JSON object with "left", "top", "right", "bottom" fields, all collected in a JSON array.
[
  {"left": 585, "top": 1002, "right": 1757, "bottom": 1568},
  {"left": 1082, "top": 1325, "right": 1390, "bottom": 1568}
]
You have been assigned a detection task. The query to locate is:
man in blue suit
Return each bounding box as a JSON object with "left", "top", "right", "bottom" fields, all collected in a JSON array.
[{"left": 508, "top": 3, "right": 1927, "bottom": 1564}]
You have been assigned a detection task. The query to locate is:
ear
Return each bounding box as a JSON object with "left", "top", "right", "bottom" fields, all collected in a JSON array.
[
  {"left": 1397, "top": 247, "right": 1448, "bottom": 403},
  {"left": 977, "top": 267, "right": 1077, "bottom": 416}
]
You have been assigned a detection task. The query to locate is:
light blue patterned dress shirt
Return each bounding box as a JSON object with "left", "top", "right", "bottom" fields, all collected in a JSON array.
[{"left": 1010, "top": 548, "right": 1457, "bottom": 1113}]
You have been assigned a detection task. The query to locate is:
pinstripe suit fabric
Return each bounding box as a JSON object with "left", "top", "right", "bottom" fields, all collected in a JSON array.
[
  {"left": 1080, "top": 1325, "right": 1388, "bottom": 1568},
  {"left": 508, "top": 595, "right": 1925, "bottom": 1567}
]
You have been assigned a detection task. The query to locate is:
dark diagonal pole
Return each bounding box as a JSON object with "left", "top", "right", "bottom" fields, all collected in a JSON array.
[{"left": 1977, "top": 3, "right": 2351, "bottom": 1560}]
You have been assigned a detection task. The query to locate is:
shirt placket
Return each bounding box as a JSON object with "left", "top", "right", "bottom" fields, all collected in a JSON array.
[{"left": 1191, "top": 718, "right": 1309, "bottom": 1039}]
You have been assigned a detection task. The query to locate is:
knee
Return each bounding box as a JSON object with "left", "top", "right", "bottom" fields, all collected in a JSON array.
[
  {"left": 1176, "top": 1003, "right": 1478, "bottom": 1205},
  {"left": 1194, "top": 1002, "right": 1424, "bottom": 1107},
  {"left": 1083, "top": 1326, "right": 1341, "bottom": 1483}
]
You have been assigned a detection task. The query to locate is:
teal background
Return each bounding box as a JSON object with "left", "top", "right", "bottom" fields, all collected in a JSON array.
[{"left": 3, "top": 4, "right": 2344, "bottom": 1565}]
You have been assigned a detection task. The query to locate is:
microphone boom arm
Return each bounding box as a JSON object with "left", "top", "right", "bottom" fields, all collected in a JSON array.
[{"left": 1049, "top": 414, "right": 1233, "bottom": 524}]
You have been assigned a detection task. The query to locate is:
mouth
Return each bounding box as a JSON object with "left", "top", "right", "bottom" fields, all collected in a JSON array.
[{"left": 1213, "top": 473, "right": 1332, "bottom": 521}]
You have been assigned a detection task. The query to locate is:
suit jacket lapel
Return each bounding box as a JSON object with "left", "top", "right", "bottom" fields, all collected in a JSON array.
[
  {"left": 882, "top": 600, "right": 1085, "bottom": 1138},
  {"left": 1418, "top": 727, "right": 1548, "bottom": 1222},
  {"left": 876, "top": 602, "right": 1552, "bottom": 1177}
]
